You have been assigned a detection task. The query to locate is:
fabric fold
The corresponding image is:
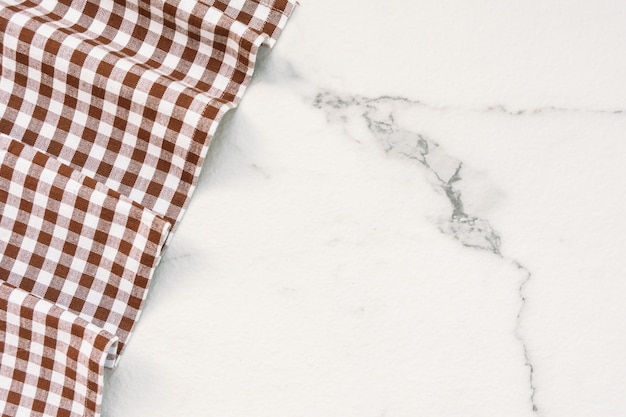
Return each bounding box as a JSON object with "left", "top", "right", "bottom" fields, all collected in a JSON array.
[
  {"left": 0, "top": 0, "right": 297, "bottom": 415},
  {"left": 0, "top": 0, "right": 296, "bottom": 225},
  {"left": 0, "top": 281, "right": 117, "bottom": 417},
  {"left": 0, "top": 134, "right": 170, "bottom": 366}
]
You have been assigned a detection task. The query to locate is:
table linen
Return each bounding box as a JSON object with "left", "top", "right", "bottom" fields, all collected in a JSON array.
[{"left": 0, "top": 0, "right": 296, "bottom": 415}]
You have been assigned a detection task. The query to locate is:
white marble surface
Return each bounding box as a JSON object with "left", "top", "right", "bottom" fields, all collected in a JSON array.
[{"left": 103, "top": 1, "right": 626, "bottom": 416}]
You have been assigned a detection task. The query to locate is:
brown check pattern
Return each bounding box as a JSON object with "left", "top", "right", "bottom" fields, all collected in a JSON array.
[
  {"left": 0, "top": 280, "right": 117, "bottom": 417},
  {"left": 0, "top": 0, "right": 295, "bottom": 226},
  {"left": 0, "top": 0, "right": 296, "bottom": 415},
  {"left": 0, "top": 135, "right": 170, "bottom": 366}
]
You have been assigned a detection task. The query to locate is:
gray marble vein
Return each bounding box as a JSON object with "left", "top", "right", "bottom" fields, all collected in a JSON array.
[
  {"left": 310, "top": 89, "right": 626, "bottom": 119},
  {"left": 313, "top": 92, "right": 503, "bottom": 254},
  {"left": 314, "top": 90, "right": 539, "bottom": 413}
]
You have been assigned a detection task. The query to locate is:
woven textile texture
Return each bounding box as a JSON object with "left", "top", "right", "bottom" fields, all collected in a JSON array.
[
  {"left": 0, "top": 281, "right": 117, "bottom": 417},
  {"left": 0, "top": 0, "right": 296, "bottom": 415},
  {"left": 0, "top": 135, "right": 170, "bottom": 367},
  {"left": 0, "top": 0, "right": 294, "bottom": 225}
]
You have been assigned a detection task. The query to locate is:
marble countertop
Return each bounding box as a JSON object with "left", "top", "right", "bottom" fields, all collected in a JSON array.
[{"left": 103, "top": 1, "right": 626, "bottom": 416}]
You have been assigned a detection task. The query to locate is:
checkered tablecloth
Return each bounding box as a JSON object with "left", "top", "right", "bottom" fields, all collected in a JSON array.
[{"left": 0, "top": 1, "right": 296, "bottom": 415}]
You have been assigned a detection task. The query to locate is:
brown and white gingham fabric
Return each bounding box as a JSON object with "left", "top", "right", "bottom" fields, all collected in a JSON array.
[
  {"left": 0, "top": 0, "right": 295, "bottom": 225},
  {"left": 0, "top": 135, "right": 170, "bottom": 366},
  {"left": 0, "top": 280, "right": 117, "bottom": 417},
  {"left": 0, "top": 0, "right": 296, "bottom": 415}
]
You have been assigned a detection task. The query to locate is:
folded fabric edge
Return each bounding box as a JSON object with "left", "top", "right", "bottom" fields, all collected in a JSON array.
[
  {"left": 0, "top": 134, "right": 172, "bottom": 366},
  {"left": 106, "top": 217, "right": 171, "bottom": 369},
  {"left": 267, "top": 0, "right": 298, "bottom": 47},
  {"left": 172, "top": 0, "right": 297, "bottom": 226},
  {"left": 96, "top": 335, "right": 119, "bottom": 415},
  {"left": 0, "top": 281, "right": 118, "bottom": 417}
]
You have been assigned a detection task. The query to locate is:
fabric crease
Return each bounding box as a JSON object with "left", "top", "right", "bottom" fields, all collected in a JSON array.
[{"left": 0, "top": 0, "right": 296, "bottom": 415}]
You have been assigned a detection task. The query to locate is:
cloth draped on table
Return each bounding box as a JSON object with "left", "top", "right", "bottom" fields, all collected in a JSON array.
[{"left": 0, "top": 0, "right": 296, "bottom": 415}]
